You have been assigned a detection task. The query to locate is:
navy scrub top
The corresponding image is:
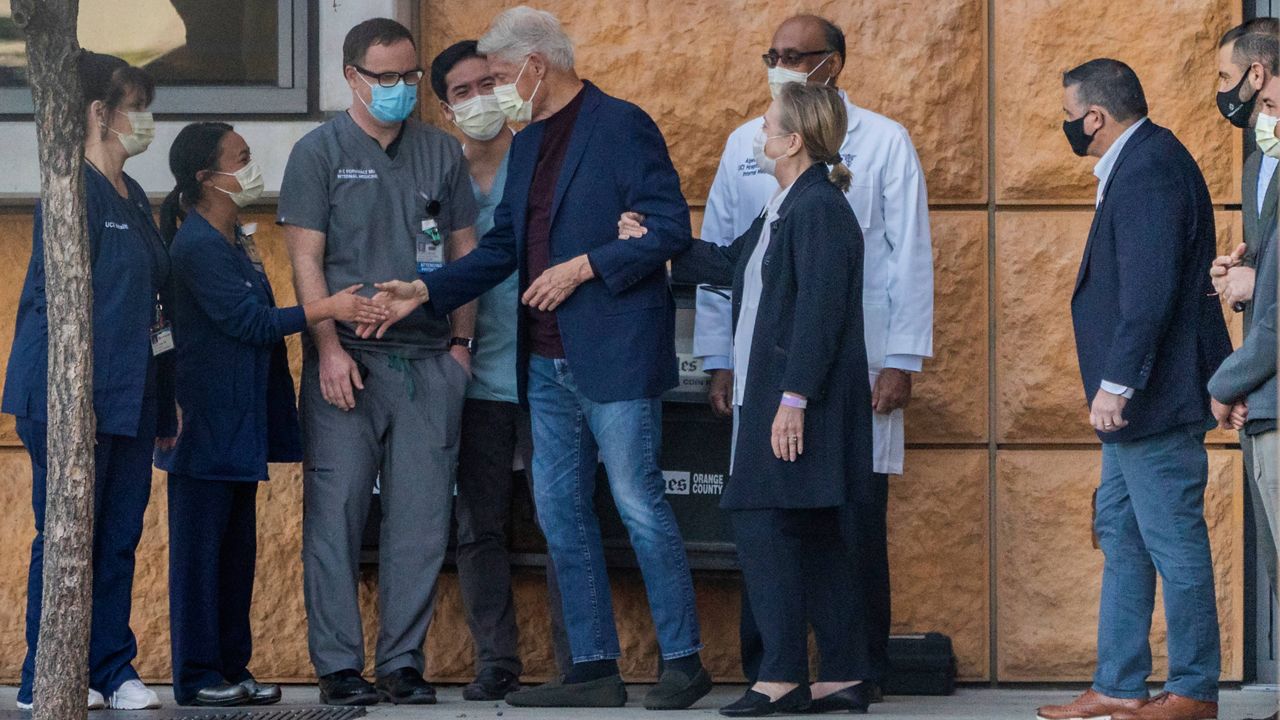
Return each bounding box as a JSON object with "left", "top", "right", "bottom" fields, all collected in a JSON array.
[
  {"left": 2, "top": 163, "right": 175, "bottom": 439},
  {"left": 157, "top": 211, "right": 305, "bottom": 483}
]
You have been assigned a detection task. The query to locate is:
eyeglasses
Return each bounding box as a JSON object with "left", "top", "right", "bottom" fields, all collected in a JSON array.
[
  {"left": 351, "top": 64, "right": 425, "bottom": 88},
  {"left": 761, "top": 48, "right": 833, "bottom": 69}
]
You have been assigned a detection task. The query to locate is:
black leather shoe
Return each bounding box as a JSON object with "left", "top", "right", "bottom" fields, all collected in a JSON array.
[
  {"left": 720, "top": 686, "right": 812, "bottom": 717},
  {"left": 238, "top": 679, "right": 282, "bottom": 706},
  {"left": 644, "top": 666, "right": 714, "bottom": 710},
  {"left": 375, "top": 668, "right": 437, "bottom": 705},
  {"left": 805, "top": 684, "right": 871, "bottom": 714},
  {"left": 506, "top": 674, "right": 627, "bottom": 708},
  {"left": 464, "top": 667, "right": 521, "bottom": 701},
  {"left": 192, "top": 682, "right": 251, "bottom": 707},
  {"left": 318, "top": 669, "right": 380, "bottom": 706}
]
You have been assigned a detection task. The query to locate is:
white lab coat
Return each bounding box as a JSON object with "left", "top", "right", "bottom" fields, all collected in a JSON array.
[{"left": 694, "top": 94, "right": 934, "bottom": 475}]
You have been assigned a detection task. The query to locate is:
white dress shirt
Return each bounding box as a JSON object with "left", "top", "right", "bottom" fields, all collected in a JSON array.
[
  {"left": 733, "top": 183, "right": 793, "bottom": 407},
  {"left": 695, "top": 92, "right": 933, "bottom": 474},
  {"left": 1093, "top": 117, "right": 1148, "bottom": 400}
]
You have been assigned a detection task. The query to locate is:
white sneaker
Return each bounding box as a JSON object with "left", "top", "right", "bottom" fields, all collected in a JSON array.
[
  {"left": 16, "top": 689, "right": 106, "bottom": 711},
  {"left": 107, "top": 680, "right": 160, "bottom": 710}
]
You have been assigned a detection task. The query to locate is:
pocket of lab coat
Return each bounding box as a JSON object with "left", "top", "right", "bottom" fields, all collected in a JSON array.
[
  {"left": 848, "top": 180, "right": 877, "bottom": 234},
  {"left": 862, "top": 300, "right": 890, "bottom": 371}
]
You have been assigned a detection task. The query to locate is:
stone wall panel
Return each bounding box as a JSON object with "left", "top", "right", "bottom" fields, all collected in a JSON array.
[
  {"left": 997, "top": 211, "right": 1245, "bottom": 444},
  {"left": 996, "top": 449, "right": 1243, "bottom": 681},
  {"left": 421, "top": 0, "right": 987, "bottom": 204},
  {"left": 890, "top": 449, "right": 990, "bottom": 680},
  {"left": 906, "top": 212, "right": 988, "bottom": 444},
  {"left": 993, "top": 0, "right": 1240, "bottom": 205}
]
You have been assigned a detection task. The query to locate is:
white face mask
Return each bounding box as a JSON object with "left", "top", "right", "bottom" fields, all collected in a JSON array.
[
  {"left": 105, "top": 110, "right": 155, "bottom": 157},
  {"left": 752, "top": 129, "right": 793, "bottom": 178},
  {"left": 215, "top": 160, "right": 265, "bottom": 208},
  {"left": 1256, "top": 112, "right": 1280, "bottom": 159},
  {"left": 767, "top": 53, "right": 833, "bottom": 99},
  {"left": 493, "top": 56, "right": 542, "bottom": 123},
  {"left": 451, "top": 93, "right": 507, "bottom": 141}
]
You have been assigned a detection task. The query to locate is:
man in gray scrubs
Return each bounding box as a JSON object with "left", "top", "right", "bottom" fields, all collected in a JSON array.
[{"left": 278, "top": 18, "right": 478, "bottom": 707}]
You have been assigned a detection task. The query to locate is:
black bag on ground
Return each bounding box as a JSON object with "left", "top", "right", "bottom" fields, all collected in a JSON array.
[{"left": 883, "top": 632, "right": 957, "bottom": 696}]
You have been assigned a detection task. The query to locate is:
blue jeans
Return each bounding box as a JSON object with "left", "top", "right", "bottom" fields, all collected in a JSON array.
[
  {"left": 1092, "top": 422, "right": 1220, "bottom": 703},
  {"left": 527, "top": 355, "right": 702, "bottom": 663}
]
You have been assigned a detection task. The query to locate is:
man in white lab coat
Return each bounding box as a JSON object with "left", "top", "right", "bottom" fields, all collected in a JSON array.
[{"left": 694, "top": 14, "right": 934, "bottom": 692}]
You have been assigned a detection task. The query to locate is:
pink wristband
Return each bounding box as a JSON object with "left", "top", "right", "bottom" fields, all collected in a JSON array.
[{"left": 780, "top": 394, "right": 807, "bottom": 409}]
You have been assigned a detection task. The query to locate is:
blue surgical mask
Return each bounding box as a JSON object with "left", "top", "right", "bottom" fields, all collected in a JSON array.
[{"left": 358, "top": 74, "right": 417, "bottom": 123}]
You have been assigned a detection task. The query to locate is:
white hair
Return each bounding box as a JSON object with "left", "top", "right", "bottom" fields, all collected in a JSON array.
[{"left": 478, "top": 6, "right": 575, "bottom": 70}]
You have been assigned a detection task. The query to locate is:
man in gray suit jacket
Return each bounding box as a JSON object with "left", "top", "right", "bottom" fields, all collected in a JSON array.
[{"left": 1210, "top": 18, "right": 1279, "bottom": 608}]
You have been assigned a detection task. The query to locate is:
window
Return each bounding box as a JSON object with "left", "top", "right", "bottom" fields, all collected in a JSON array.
[{"left": 0, "top": 0, "right": 310, "bottom": 115}]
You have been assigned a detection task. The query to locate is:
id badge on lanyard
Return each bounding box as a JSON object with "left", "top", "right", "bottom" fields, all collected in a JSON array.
[
  {"left": 416, "top": 217, "right": 445, "bottom": 274},
  {"left": 238, "top": 222, "right": 265, "bottom": 274},
  {"left": 150, "top": 296, "right": 174, "bottom": 356}
]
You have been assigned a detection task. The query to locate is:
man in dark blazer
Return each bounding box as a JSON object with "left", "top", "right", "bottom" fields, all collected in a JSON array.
[
  {"left": 364, "top": 6, "right": 710, "bottom": 711},
  {"left": 1037, "top": 60, "right": 1232, "bottom": 720}
]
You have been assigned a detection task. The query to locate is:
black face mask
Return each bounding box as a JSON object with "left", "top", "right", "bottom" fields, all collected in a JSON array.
[
  {"left": 1218, "top": 68, "right": 1259, "bottom": 129},
  {"left": 1062, "top": 113, "right": 1097, "bottom": 157}
]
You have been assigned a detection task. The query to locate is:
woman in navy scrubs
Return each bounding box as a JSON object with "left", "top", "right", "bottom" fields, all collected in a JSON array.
[
  {"left": 3, "top": 53, "right": 172, "bottom": 712},
  {"left": 156, "top": 122, "right": 387, "bottom": 707}
]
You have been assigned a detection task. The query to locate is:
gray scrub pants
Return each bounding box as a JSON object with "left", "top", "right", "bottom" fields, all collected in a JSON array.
[{"left": 300, "top": 344, "right": 466, "bottom": 678}]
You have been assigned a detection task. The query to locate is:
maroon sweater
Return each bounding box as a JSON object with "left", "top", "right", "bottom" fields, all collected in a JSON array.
[{"left": 524, "top": 87, "right": 585, "bottom": 359}]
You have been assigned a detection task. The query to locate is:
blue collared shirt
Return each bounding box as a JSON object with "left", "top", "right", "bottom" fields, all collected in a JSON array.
[
  {"left": 1094, "top": 117, "right": 1148, "bottom": 400},
  {"left": 1093, "top": 117, "right": 1148, "bottom": 207}
]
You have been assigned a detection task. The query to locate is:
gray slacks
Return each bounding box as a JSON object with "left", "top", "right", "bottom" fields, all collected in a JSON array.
[{"left": 300, "top": 345, "right": 466, "bottom": 677}]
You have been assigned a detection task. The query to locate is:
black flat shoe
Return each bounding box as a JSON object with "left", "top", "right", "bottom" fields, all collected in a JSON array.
[
  {"left": 375, "top": 667, "right": 437, "bottom": 705},
  {"left": 192, "top": 682, "right": 251, "bottom": 707},
  {"left": 463, "top": 667, "right": 521, "bottom": 701},
  {"left": 318, "top": 669, "right": 380, "bottom": 706},
  {"left": 720, "top": 686, "right": 812, "bottom": 717},
  {"left": 805, "top": 684, "right": 870, "bottom": 714},
  {"left": 238, "top": 679, "right": 282, "bottom": 705}
]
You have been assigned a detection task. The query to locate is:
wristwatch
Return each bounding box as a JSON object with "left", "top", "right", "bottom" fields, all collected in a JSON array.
[{"left": 449, "top": 337, "right": 476, "bottom": 354}]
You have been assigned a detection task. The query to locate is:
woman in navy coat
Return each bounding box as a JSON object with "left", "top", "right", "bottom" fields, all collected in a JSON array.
[
  {"left": 3, "top": 53, "right": 173, "bottom": 712},
  {"left": 623, "top": 84, "right": 874, "bottom": 717},
  {"left": 157, "top": 122, "right": 386, "bottom": 707}
]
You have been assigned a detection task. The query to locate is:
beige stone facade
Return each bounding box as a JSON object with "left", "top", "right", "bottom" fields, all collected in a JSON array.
[{"left": 0, "top": 0, "right": 1249, "bottom": 685}]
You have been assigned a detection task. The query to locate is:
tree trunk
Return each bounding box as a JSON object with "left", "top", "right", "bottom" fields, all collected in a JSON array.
[{"left": 12, "top": 2, "right": 94, "bottom": 719}]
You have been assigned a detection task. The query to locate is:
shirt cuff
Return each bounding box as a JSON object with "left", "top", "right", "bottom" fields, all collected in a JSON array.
[
  {"left": 1099, "top": 380, "right": 1135, "bottom": 399},
  {"left": 883, "top": 354, "right": 925, "bottom": 373},
  {"left": 278, "top": 305, "right": 309, "bottom": 338},
  {"left": 700, "top": 355, "right": 733, "bottom": 372}
]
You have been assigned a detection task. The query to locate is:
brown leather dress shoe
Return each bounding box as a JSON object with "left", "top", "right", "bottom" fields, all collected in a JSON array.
[
  {"left": 1109, "top": 692, "right": 1216, "bottom": 720},
  {"left": 1037, "top": 689, "right": 1148, "bottom": 720}
]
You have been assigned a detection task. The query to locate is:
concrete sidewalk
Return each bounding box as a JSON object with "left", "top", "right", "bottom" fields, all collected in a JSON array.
[{"left": 0, "top": 685, "right": 1277, "bottom": 719}]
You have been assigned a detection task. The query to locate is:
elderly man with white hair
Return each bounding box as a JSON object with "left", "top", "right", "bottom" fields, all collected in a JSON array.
[{"left": 361, "top": 5, "right": 711, "bottom": 710}]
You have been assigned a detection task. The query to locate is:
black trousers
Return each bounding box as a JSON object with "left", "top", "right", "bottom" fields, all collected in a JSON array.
[
  {"left": 167, "top": 474, "right": 258, "bottom": 705},
  {"left": 851, "top": 472, "right": 892, "bottom": 681},
  {"left": 740, "top": 473, "right": 888, "bottom": 683},
  {"left": 732, "top": 507, "right": 863, "bottom": 683},
  {"left": 455, "top": 398, "right": 571, "bottom": 675}
]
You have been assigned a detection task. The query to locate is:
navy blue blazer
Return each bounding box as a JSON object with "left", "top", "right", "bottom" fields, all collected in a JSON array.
[
  {"left": 423, "top": 82, "right": 693, "bottom": 403},
  {"left": 2, "top": 165, "right": 176, "bottom": 439},
  {"left": 1070, "top": 121, "right": 1231, "bottom": 443},
  {"left": 672, "top": 164, "right": 873, "bottom": 510},
  {"left": 157, "top": 212, "right": 305, "bottom": 482}
]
